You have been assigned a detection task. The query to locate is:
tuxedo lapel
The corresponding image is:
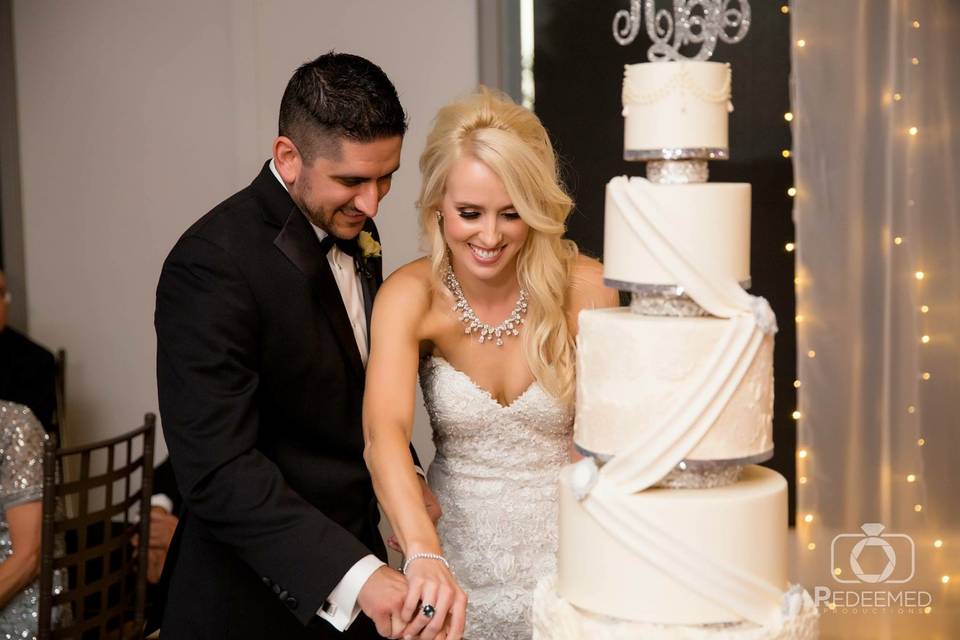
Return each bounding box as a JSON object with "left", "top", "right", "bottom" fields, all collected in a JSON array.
[
  {"left": 358, "top": 266, "right": 374, "bottom": 352},
  {"left": 357, "top": 220, "right": 382, "bottom": 354},
  {"left": 273, "top": 208, "right": 366, "bottom": 383}
]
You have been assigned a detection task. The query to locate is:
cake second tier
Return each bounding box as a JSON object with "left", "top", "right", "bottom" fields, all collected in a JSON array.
[
  {"left": 604, "top": 177, "right": 752, "bottom": 290},
  {"left": 576, "top": 307, "right": 773, "bottom": 463}
]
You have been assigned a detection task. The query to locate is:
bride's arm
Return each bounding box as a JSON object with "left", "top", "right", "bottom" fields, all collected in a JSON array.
[
  {"left": 363, "top": 269, "right": 436, "bottom": 556},
  {"left": 363, "top": 267, "right": 466, "bottom": 640}
]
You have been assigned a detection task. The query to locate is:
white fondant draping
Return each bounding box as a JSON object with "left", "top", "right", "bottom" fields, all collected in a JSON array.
[
  {"left": 568, "top": 178, "right": 795, "bottom": 627},
  {"left": 791, "top": 1, "right": 960, "bottom": 636}
]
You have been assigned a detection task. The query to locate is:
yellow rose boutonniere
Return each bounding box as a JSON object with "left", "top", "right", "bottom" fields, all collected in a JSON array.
[{"left": 358, "top": 231, "right": 381, "bottom": 259}]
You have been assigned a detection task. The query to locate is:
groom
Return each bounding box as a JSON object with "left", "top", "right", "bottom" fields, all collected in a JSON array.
[{"left": 155, "top": 52, "right": 430, "bottom": 639}]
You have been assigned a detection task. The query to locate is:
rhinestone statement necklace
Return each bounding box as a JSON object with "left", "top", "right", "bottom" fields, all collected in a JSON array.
[{"left": 445, "top": 264, "right": 528, "bottom": 346}]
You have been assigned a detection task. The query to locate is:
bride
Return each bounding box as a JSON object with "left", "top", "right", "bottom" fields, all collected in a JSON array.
[{"left": 363, "top": 88, "right": 617, "bottom": 640}]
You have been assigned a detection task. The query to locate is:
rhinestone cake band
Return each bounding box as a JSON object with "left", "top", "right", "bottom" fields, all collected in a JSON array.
[
  {"left": 624, "top": 147, "right": 728, "bottom": 161},
  {"left": 574, "top": 445, "right": 774, "bottom": 490},
  {"left": 604, "top": 278, "right": 753, "bottom": 318},
  {"left": 646, "top": 159, "right": 709, "bottom": 184}
]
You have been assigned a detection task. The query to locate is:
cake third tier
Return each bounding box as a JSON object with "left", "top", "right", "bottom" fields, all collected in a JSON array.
[{"left": 575, "top": 307, "right": 773, "bottom": 463}]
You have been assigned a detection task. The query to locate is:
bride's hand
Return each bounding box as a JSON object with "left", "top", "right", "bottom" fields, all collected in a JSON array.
[{"left": 399, "top": 556, "right": 466, "bottom": 640}]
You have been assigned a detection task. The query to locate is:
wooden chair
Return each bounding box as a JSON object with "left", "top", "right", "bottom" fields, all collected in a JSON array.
[
  {"left": 38, "top": 414, "right": 156, "bottom": 639},
  {"left": 52, "top": 348, "right": 67, "bottom": 440}
]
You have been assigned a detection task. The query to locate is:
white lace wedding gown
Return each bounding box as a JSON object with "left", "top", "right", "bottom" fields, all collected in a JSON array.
[{"left": 420, "top": 356, "right": 573, "bottom": 640}]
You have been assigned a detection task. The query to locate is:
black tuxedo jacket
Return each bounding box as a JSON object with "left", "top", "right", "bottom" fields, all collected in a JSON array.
[
  {"left": 0, "top": 328, "right": 56, "bottom": 432},
  {"left": 154, "top": 162, "right": 404, "bottom": 639}
]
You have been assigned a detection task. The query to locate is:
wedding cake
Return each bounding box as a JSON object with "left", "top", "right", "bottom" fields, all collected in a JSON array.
[{"left": 532, "top": 58, "right": 819, "bottom": 640}]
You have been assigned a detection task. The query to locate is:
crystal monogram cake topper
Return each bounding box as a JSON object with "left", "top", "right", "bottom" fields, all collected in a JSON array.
[{"left": 613, "top": 0, "right": 751, "bottom": 61}]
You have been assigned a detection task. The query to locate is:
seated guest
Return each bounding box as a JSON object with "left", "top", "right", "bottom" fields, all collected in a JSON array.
[
  {"left": 0, "top": 401, "right": 65, "bottom": 636},
  {"left": 141, "top": 457, "right": 181, "bottom": 584},
  {"left": 0, "top": 270, "right": 57, "bottom": 433}
]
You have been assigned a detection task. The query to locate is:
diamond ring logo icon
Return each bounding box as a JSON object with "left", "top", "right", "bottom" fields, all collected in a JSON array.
[{"left": 831, "top": 523, "right": 915, "bottom": 584}]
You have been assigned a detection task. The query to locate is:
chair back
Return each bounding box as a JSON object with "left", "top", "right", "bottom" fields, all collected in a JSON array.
[
  {"left": 52, "top": 348, "right": 67, "bottom": 440},
  {"left": 38, "top": 414, "right": 156, "bottom": 639}
]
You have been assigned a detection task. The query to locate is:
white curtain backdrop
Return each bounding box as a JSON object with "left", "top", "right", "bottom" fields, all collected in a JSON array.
[{"left": 791, "top": 1, "right": 959, "bottom": 637}]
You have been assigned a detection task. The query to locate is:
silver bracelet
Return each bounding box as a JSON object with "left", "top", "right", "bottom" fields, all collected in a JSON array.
[{"left": 402, "top": 552, "right": 450, "bottom": 575}]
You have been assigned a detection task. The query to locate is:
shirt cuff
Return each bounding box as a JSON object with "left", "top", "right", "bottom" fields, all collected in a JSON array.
[
  {"left": 316, "top": 554, "right": 385, "bottom": 631},
  {"left": 150, "top": 493, "right": 175, "bottom": 514}
]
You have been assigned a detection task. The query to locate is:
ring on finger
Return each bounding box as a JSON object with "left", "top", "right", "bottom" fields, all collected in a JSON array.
[{"left": 421, "top": 603, "right": 436, "bottom": 619}]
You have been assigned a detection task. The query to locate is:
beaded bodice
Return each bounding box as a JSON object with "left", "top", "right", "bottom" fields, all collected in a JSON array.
[{"left": 420, "top": 356, "right": 573, "bottom": 639}]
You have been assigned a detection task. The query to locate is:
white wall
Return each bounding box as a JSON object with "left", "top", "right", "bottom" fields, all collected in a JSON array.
[{"left": 13, "top": 0, "right": 478, "bottom": 465}]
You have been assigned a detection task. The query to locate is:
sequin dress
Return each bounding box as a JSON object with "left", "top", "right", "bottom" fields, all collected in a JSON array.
[
  {"left": 0, "top": 402, "right": 46, "bottom": 638},
  {"left": 0, "top": 402, "right": 68, "bottom": 638},
  {"left": 420, "top": 357, "right": 573, "bottom": 640}
]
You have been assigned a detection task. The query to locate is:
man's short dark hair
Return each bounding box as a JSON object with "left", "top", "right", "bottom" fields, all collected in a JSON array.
[{"left": 278, "top": 51, "right": 407, "bottom": 163}]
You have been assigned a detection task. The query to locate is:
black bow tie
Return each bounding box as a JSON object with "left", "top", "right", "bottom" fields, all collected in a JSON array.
[{"left": 319, "top": 234, "right": 360, "bottom": 258}]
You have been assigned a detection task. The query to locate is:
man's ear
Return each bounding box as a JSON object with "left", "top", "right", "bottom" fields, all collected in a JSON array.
[{"left": 273, "top": 136, "right": 301, "bottom": 185}]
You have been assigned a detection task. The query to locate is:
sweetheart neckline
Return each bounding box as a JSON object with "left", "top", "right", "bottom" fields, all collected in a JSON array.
[{"left": 425, "top": 356, "right": 542, "bottom": 411}]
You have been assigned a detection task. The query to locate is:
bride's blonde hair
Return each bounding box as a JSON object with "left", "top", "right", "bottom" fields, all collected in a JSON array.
[{"left": 418, "top": 87, "right": 579, "bottom": 404}]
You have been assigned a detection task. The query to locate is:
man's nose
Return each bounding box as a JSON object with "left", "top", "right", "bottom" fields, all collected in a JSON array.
[{"left": 353, "top": 182, "right": 380, "bottom": 217}]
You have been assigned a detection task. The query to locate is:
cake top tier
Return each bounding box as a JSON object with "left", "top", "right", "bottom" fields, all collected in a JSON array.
[{"left": 623, "top": 61, "right": 732, "bottom": 161}]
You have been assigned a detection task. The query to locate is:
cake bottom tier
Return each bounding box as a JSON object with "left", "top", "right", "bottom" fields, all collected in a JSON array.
[
  {"left": 533, "top": 576, "right": 819, "bottom": 640},
  {"left": 558, "top": 465, "right": 787, "bottom": 624}
]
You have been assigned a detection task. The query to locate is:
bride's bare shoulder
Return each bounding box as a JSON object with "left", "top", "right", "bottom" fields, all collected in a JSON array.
[{"left": 375, "top": 256, "right": 434, "bottom": 313}]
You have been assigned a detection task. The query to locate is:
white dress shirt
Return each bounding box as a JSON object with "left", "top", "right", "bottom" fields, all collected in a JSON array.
[{"left": 268, "top": 160, "right": 381, "bottom": 631}]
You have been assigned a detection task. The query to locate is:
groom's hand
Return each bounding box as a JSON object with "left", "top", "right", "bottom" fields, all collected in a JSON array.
[{"left": 357, "top": 566, "right": 408, "bottom": 638}]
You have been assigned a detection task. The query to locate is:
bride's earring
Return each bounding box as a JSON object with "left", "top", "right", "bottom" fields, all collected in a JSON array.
[{"left": 435, "top": 210, "right": 443, "bottom": 225}]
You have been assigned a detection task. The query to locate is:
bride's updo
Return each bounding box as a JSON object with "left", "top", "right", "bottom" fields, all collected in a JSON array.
[{"left": 417, "top": 87, "right": 579, "bottom": 405}]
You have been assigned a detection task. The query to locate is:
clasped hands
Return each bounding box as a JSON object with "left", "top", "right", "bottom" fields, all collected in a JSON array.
[{"left": 358, "top": 480, "right": 466, "bottom": 640}]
